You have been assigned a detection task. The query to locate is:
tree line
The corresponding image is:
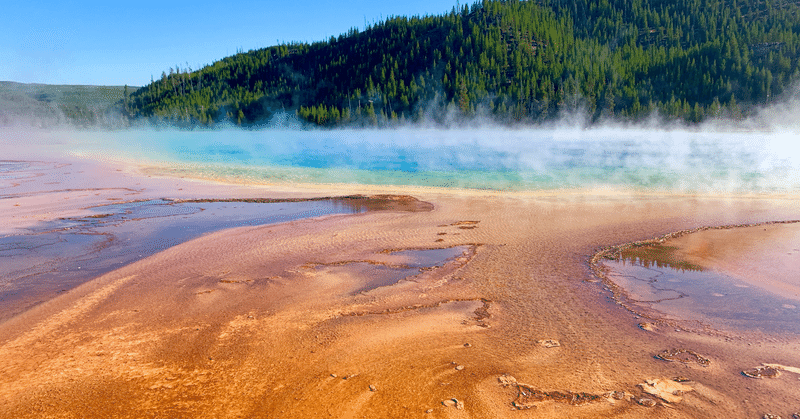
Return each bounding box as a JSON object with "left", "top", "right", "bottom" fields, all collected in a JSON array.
[{"left": 124, "top": 0, "right": 800, "bottom": 126}]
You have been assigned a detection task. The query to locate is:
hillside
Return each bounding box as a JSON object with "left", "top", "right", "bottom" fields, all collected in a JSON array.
[
  {"left": 0, "top": 82, "right": 134, "bottom": 127},
  {"left": 126, "top": 0, "right": 800, "bottom": 126}
]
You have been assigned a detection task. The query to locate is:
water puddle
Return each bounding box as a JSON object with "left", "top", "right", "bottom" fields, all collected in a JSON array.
[
  {"left": 312, "top": 246, "right": 471, "bottom": 295},
  {"left": 603, "top": 243, "right": 800, "bottom": 335},
  {"left": 0, "top": 161, "right": 30, "bottom": 180},
  {"left": 383, "top": 246, "right": 469, "bottom": 269},
  {"left": 343, "top": 263, "right": 422, "bottom": 295},
  {"left": 0, "top": 198, "right": 380, "bottom": 322},
  {"left": 0, "top": 160, "right": 57, "bottom": 185}
]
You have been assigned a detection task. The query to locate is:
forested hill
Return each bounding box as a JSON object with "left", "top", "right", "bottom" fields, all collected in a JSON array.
[{"left": 125, "top": 0, "right": 800, "bottom": 126}]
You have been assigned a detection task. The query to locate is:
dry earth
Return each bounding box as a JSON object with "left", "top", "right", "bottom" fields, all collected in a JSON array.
[{"left": 1, "top": 157, "right": 799, "bottom": 418}]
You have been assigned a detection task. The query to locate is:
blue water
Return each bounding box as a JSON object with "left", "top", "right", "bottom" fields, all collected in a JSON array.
[{"left": 69, "top": 127, "right": 800, "bottom": 193}]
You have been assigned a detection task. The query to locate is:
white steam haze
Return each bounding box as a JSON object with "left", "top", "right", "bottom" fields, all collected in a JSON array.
[{"left": 3, "top": 89, "right": 800, "bottom": 195}]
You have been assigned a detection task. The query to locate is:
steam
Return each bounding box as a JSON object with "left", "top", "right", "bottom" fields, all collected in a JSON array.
[
  {"left": 8, "top": 126, "right": 789, "bottom": 195},
  {"left": 4, "top": 84, "right": 800, "bottom": 195}
]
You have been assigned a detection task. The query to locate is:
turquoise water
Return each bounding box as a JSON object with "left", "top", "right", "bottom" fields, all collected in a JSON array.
[{"left": 63, "top": 127, "right": 800, "bottom": 193}]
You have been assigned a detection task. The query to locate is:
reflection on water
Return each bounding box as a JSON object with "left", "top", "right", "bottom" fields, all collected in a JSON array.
[
  {"left": 0, "top": 198, "right": 369, "bottom": 322},
  {"left": 617, "top": 244, "right": 703, "bottom": 272},
  {"left": 605, "top": 252, "right": 800, "bottom": 335}
]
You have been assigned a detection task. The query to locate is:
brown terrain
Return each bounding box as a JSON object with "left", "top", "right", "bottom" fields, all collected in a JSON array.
[{"left": 1, "top": 156, "right": 799, "bottom": 419}]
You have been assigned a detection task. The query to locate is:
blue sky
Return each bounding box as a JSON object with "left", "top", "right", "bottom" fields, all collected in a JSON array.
[{"left": 1, "top": 0, "right": 459, "bottom": 87}]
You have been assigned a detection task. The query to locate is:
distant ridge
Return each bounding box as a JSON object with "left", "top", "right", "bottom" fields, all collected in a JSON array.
[
  {"left": 0, "top": 81, "right": 136, "bottom": 128},
  {"left": 11, "top": 0, "right": 800, "bottom": 128}
]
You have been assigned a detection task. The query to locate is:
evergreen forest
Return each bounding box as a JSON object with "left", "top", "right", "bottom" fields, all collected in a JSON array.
[{"left": 124, "top": 0, "right": 800, "bottom": 126}]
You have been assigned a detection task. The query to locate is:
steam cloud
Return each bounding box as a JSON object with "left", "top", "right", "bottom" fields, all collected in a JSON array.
[{"left": 3, "top": 87, "right": 800, "bottom": 195}]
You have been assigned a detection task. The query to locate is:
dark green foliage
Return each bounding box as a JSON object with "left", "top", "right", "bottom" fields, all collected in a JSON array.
[{"left": 126, "top": 0, "right": 800, "bottom": 126}]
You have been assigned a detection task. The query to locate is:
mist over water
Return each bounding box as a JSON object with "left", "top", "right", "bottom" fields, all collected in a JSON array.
[{"left": 7, "top": 125, "right": 800, "bottom": 194}]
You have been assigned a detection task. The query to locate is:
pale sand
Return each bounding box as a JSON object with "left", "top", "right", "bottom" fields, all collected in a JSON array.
[{"left": 2, "top": 157, "right": 800, "bottom": 418}]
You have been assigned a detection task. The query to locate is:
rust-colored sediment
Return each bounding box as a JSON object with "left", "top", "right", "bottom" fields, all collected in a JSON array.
[
  {"left": 178, "top": 193, "right": 435, "bottom": 213},
  {"left": 2, "top": 159, "right": 800, "bottom": 418}
]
